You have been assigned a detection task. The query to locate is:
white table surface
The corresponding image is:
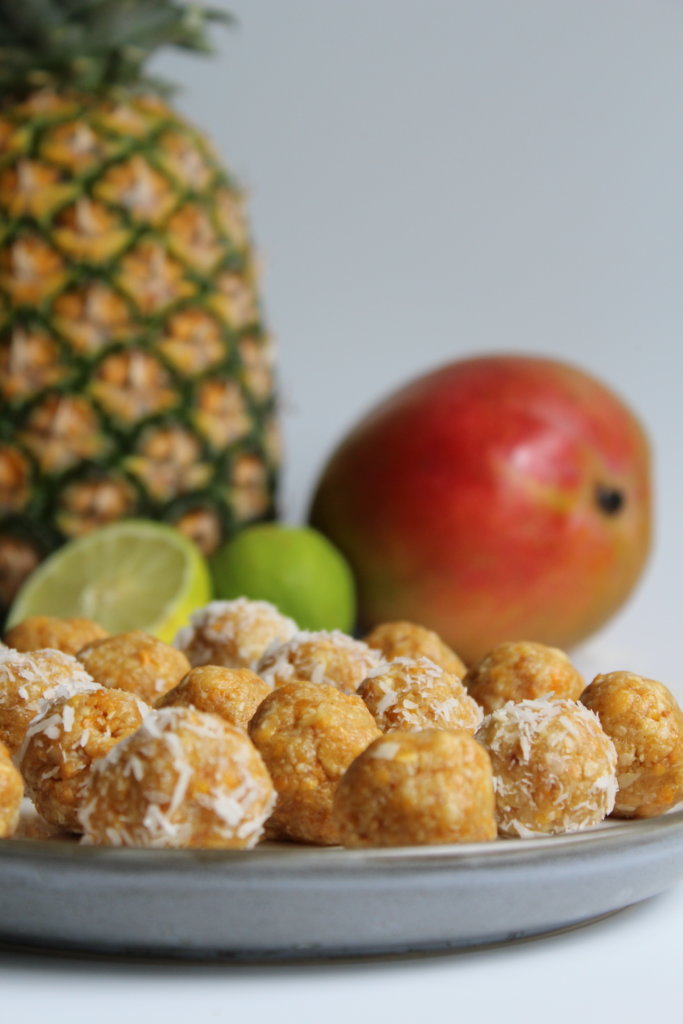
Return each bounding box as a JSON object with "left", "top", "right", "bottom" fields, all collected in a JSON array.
[
  {"left": 4, "top": 1, "right": 682, "bottom": 1018},
  {"left": 2, "top": 882, "right": 682, "bottom": 1024}
]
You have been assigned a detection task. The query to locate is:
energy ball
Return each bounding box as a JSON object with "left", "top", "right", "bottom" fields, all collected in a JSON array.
[
  {"left": 4, "top": 615, "right": 108, "bottom": 656},
  {"left": 358, "top": 657, "right": 482, "bottom": 734},
  {"left": 256, "top": 630, "right": 382, "bottom": 695},
  {"left": 581, "top": 671, "right": 683, "bottom": 818},
  {"left": 464, "top": 641, "right": 585, "bottom": 715},
  {"left": 18, "top": 688, "right": 150, "bottom": 832},
  {"left": 0, "top": 647, "right": 100, "bottom": 755},
  {"left": 174, "top": 598, "right": 298, "bottom": 670},
  {"left": 157, "top": 665, "right": 270, "bottom": 731},
  {"left": 248, "top": 681, "right": 381, "bottom": 844},
  {"left": 0, "top": 739, "right": 23, "bottom": 837},
  {"left": 78, "top": 630, "right": 191, "bottom": 704},
  {"left": 364, "top": 621, "right": 467, "bottom": 677},
  {"left": 12, "top": 802, "right": 65, "bottom": 841},
  {"left": 477, "top": 698, "right": 617, "bottom": 837},
  {"left": 333, "top": 729, "right": 497, "bottom": 847},
  {"left": 79, "top": 707, "right": 276, "bottom": 849}
]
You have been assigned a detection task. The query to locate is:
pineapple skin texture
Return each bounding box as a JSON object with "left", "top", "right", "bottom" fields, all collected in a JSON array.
[{"left": 0, "top": 90, "right": 280, "bottom": 611}]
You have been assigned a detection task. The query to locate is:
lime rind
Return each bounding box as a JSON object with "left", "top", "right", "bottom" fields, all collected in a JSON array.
[{"left": 210, "top": 523, "right": 356, "bottom": 633}]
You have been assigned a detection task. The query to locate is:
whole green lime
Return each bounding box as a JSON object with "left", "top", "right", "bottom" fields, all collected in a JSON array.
[{"left": 209, "top": 524, "right": 357, "bottom": 633}]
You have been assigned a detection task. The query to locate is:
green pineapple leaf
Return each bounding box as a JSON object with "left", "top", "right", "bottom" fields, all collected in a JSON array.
[{"left": 0, "top": 0, "right": 235, "bottom": 96}]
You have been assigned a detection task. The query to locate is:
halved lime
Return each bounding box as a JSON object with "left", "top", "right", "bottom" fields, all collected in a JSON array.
[
  {"left": 6, "top": 520, "right": 212, "bottom": 643},
  {"left": 210, "top": 523, "right": 357, "bottom": 633}
]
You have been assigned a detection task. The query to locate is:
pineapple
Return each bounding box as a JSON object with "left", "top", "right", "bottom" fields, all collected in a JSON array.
[{"left": 0, "top": 0, "right": 280, "bottom": 614}]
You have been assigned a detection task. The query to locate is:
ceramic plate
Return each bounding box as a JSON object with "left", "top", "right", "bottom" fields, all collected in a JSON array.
[{"left": 1, "top": 807, "right": 683, "bottom": 960}]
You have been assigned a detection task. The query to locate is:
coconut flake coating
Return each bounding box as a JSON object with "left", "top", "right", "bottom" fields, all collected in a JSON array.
[
  {"left": 358, "top": 657, "right": 482, "bottom": 734},
  {"left": 79, "top": 707, "right": 275, "bottom": 849},
  {"left": 464, "top": 641, "right": 585, "bottom": 715},
  {"left": 581, "top": 671, "right": 683, "bottom": 818},
  {"left": 248, "top": 681, "right": 381, "bottom": 844},
  {"left": 364, "top": 621, "right": 467, "bottom": 677},
  {"left": 476, "top": 698, "right": 617, "bottom": 837},
  {"left": 78, "top": 630, "right": 190, "bottom": 704},
  {"left": 4, "top": 616, "right": 109, "bottom": 656},
  {"left": 157, "top": 665, "right": 270, "bottom": 731},
  {"left": 0, "top": 647, "right": 100, "bottom": 755},
  {"left": 174, "top": 599, "right": 298, "bottom": 670},
  {"left": 0, "top": 739, "right": 23, "bottom": 837},
  {"left": 256, "top": 630, "right": 382, "bottom": 695},
  {"left": 19, "top": 688, "right": 150, "bottom": 832},
  {"left": 334, "top": 729, "right": 497, "bottom": 847}
]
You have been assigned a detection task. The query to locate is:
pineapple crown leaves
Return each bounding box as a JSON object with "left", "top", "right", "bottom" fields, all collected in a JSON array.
[{"left": 0, "top": 0, "right": 234, "bottom": 97}]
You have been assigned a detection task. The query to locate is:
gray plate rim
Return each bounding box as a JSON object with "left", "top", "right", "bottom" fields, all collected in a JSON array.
[
  {"left": 4, "top": 807, "right": 683, "bottom": 960},
  {"left": 3, "top": 803, "right": 683, "bottom": 870}
]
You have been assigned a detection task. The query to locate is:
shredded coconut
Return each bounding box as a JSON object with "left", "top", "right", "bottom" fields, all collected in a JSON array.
[
  {"left": 477, "top": 698, "right": 618, "bottom": 836},
  {"left": 370, "top": 741, "right": 401, "bottom": 760},
  {"left": 174, "top": 598, "right": 297, "bottom": 669},
  {"left": 62, "top": 705, "right": 75, "bottom": 733},
  {"left": 359, "top": 657, "right": 482, "bottom": 733},
  {"left": 78, "top": 706, "right": 274, "bottom": 849},
  {"left": 257, "top": 630, "right": 381, "bottom": 693}
]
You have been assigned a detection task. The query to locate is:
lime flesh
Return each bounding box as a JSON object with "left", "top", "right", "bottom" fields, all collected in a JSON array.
[{"left": 7, "top": 520, "right": 212, "bottom": 644}]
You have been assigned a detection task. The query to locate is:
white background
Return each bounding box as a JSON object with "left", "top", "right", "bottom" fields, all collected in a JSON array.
[
  {"left": 164, "top": 0, "right": 682, "bottom": 686},
  {"left": 4, "top": 1, "right": 683, "bottom": 1020}
]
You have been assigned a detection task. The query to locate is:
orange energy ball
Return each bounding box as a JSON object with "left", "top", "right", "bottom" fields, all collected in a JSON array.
[
  {"left": 477, "top": 698, "right": 617, "bottom": 837},
  {"left": 364, "top": 621, "right": 467, "bottom": 677},
  {"left": 4, "top": 615, "right": 108, "bottom": 656},
  {"left": 357, "top": 657, "right": 482, "bottom": 734},
  {"left": 77, "top": 630, "right": 190, "bottom": 704},
  {"left": 248, "top": 681, "right": 381, "bottom": 844},
  {"left": 0, "top": 739, "right": 23, "bottom": 838},
  {"left": 464, "top": 641, "right": 585, "bottom": 714},
  {"left": 79, "top": 707, "right": 276, "bottom": 849},
  {"left": 581, "top": 671, "right": 683, "bottom": 818},
  {"left": 256, "top": 630, "right": 382, "bottom": 695},
  {"left": 157, "top": 665, "right": 270, "bottom": 731},
  {"left": 174, "top": 598, "right": 298, "bottom": 670},
  {"left": 19, "top": 688, "right": 150, "bottom": 832},
  {"left": 0, "top": 647, "right": 100, "bottom": 755},
  {"left": 333, "top": 729, "right": 497, "bottom": 847},
  {"left": 11, "top": 803, "right": 64, "bottom": 841}
]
